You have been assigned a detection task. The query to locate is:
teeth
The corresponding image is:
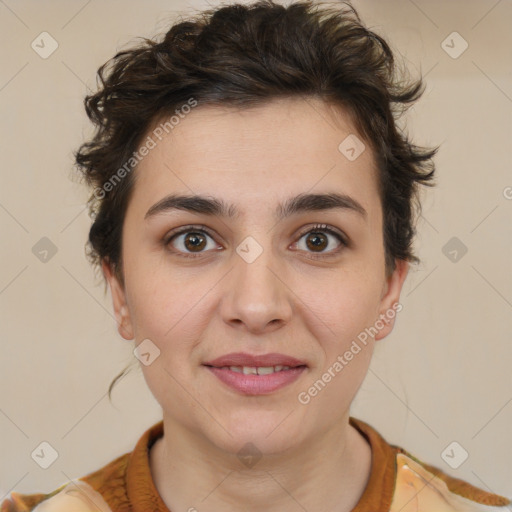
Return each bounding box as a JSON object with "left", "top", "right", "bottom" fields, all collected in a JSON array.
[
  {"left": 223, "top": 365, "right": 293, "bottom": 374},
  {"left": 256, "top": 366, "right": 275, "bottom": 375}
]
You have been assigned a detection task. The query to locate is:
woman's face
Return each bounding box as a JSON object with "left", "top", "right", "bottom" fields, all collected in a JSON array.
[{"left": 104, "top": 97, "right": 408, "bottom": 455}]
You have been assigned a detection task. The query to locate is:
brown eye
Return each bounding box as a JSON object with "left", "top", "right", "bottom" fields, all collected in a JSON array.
[
  {"left": 304, "top": 232, "right": 329, "bottom": 252},
  {"left": 182, "top": 232, "right": 207, "bottom": 252},
  {"left": 294, "top": 225, "right": 347, "bottom": 258},
  {"left": 165, "top": 227, "right": 219, "bottom": 257}
]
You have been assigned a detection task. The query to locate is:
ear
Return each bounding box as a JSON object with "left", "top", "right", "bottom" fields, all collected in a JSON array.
[
  {"left": 102, "top": 259, "right": 134, "bottom": 341},
  {"left": 374, "top": 259, "right": 409, "bottom": 342}
]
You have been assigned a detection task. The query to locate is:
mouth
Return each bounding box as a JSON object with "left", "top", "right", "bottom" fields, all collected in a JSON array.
[
  {"left": 202, "top": 353, "right": 308, "bottom": 395},
  {"left": 203, "top": 364, "right": 307, "bottom": 375},
  {"left": 203, "top": 352, "right": 308, "bottom": 369}
]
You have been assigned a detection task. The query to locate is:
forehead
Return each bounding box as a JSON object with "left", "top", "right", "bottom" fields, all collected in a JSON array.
[{"left": 128, "top": 97, "right": 381, "bottom": 224}]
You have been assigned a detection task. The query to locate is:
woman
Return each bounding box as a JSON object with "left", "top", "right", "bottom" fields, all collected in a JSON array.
[{"left": 2, "top": 1, "right": 510, "bottom": 511}]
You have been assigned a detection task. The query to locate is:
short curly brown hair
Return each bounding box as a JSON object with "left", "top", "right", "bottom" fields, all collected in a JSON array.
[
  {"left": 73, "top": 0, "right": 438, "bottom": 395},
  {"left": 75, "top": 0, "right": 437, "bottom": 288}
]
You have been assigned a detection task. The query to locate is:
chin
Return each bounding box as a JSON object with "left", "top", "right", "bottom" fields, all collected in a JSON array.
[{"left": 207, "top": 413, "right": 308, "bottom": 458}]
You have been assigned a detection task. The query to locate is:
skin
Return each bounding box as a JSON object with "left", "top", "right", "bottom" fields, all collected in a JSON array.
[{"left": 103, "top": 97, "right": 409, "bottom": 512}]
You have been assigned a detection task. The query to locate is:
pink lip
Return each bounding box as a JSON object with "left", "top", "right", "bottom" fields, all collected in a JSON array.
[
  {"left": 205, "top": 366, "right": 307, "bottom": 395},
  {"left": 203, "top": 352, "right": 308, "bottom": 395},
  {"left": 203, "top": 352, "right": 307, "bottom": 368}
]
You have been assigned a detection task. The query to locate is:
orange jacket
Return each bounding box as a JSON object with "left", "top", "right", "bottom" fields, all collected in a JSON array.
[{"left": 2, "top": 417, "right": 510, "bottom": 512}]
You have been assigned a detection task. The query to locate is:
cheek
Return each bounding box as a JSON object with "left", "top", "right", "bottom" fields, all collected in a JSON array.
[
  {"left": 123, "top": 247, "right": 183, "bottom": 329},
  {"left": 128, "top": 283, "right": 197, "bottom": 342},
  {"left": 298, "top": 276, "right": 380, "bottom": 407},
  {"left": 296, "top": 270, "right": 383, "bottom": 346},
  {"left": 124, "top": 260, "right": 216, "bottom": 359}
]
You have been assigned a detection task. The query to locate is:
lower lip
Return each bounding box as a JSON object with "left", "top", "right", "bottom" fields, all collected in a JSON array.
[{"left": 204, "top": 366, "right": 307, "bottom": 395}]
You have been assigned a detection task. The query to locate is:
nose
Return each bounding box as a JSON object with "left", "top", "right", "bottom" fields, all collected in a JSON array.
[{"left": 220, "top": 242, "right": 293, "bottom": 334}]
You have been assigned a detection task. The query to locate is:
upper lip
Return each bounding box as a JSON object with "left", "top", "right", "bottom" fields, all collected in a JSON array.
[{"left": 203, "top": 352, "right": 307, "bottom": 368}]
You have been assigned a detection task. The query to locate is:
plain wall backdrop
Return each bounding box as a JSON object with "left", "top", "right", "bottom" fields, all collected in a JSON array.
[{"left": 1, "top": 0, "right": 511, "bottom": 500}]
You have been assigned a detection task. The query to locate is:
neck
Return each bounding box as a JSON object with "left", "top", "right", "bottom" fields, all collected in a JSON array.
[{"left": 150, "top": 415, "right": 372, "bottom": 512}]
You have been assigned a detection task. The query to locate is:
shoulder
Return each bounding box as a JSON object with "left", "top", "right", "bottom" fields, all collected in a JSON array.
[
  {"left": 0, "top": 452, "right": 130, "bottom": 512},
  {"left": 390, "top": 448, "right": 511, "bottom": 511},
  {"left": 1, "top": 420, "right": 163, "bottom": 512},
  {"left": 1, "top": 480, "right": 111, "bottom": 512},
  {"left": 2, "top": 480, "right": 113, "bottom": 512},
  {"left": 349, "top": 416, "right": 510, "bottom": 512}
]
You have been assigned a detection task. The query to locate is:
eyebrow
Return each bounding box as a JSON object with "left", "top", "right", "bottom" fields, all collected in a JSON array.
[{"left": 144, "top": 192, "right": 367, "bottom": 222}]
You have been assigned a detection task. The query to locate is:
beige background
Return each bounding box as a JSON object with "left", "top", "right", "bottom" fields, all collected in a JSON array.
[{"left": 1, "top": 0, "right": 511, "bottom": 501}]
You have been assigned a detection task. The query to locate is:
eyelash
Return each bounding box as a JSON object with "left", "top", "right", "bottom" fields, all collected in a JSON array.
[{"left": 163, "top": 223, "right": 348, "bottom": 260}]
